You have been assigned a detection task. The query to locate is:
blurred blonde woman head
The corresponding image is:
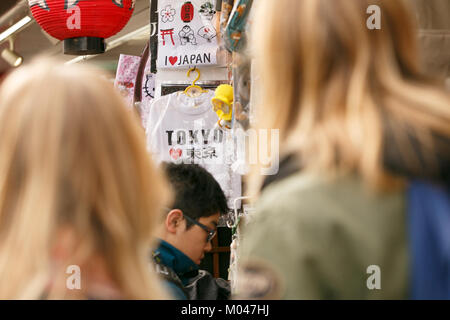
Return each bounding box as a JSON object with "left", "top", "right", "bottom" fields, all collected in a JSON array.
[
  {"left": 251, "top": 0, "right": 450, "bottom": 192},
  {"left": 0, "top": 58, "right": 171, "bottom": 299}
]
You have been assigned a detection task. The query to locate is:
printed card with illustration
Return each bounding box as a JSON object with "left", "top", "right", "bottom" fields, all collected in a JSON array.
[
  {"left": 157, "top": 0, "right": 220, "bottom": 69},
  {"left": 114, "top": 54, "right": 156, "bottom": 127}
]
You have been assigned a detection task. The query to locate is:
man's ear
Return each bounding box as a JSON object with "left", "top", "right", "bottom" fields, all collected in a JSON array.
[{"left": 165, "top": 209, "right": 184, "bottom": 234}]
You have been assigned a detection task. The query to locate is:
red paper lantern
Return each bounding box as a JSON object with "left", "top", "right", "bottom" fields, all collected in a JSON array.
[
  {"left": 29, "top": 0, "right": 135, "bottom": 55},
  {"left": 181, "top": 2, "right": 194, "bottom": 23}
]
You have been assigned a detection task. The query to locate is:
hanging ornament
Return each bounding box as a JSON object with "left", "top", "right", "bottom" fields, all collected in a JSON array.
[
  {"left": 28, "top": 0, "right": 135, "bottom": 55},
  {"left": 212, "top": 84, "right": 234, "bottom": 130},
  {"left": 181, "top": 1, "right": 194, "bottom": 23}
]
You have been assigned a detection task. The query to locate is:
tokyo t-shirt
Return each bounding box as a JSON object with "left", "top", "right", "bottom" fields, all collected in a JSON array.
[{"left": 146, "top": 91, "right": 241, "bottom": 208}]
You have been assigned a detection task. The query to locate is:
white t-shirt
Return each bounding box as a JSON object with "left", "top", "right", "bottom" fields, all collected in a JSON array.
[{"left": 146, "top": 91, "right": 241, "bottom": 208}]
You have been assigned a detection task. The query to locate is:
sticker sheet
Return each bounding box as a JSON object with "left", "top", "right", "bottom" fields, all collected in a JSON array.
[{"left": 157, "top": 0, "right": 220, "bottom": 69}]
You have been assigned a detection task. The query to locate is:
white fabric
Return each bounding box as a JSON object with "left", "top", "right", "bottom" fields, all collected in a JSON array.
[{"left": 145, "top": 91, "right": 241, "bottom": 207}]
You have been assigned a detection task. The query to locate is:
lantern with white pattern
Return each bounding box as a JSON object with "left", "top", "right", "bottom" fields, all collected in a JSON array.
[{"left": 29, "top": 0, "right": 135, "bottom": 55}]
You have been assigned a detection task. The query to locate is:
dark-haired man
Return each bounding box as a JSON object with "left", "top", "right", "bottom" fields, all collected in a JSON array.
[{"left": 153, "top": 163, "right": 230, "bottom": 300}]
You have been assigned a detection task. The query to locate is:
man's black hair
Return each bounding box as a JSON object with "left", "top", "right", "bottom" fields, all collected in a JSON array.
[{"left": 163, "top": 163, "right": 229, "bottom": 229}]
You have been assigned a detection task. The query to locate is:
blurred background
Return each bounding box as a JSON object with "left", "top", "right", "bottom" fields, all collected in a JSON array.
[
  {"left": 0, "top": 0, "right": 450, "bottom": 85},
  {"left": 0, "top": 0, "right": 151, "bottom": 79},
  {"left": 0, "top": 0, "right": 449, "bottom": 86}
]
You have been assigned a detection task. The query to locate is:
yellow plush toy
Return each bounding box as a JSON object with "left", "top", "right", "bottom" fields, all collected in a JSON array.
[{"left": 211, "top": 84, "right": 234, "bottom": 130}]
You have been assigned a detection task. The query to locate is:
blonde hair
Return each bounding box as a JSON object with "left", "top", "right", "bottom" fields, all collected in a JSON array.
[
  {"left": 0, "top": 58, "right": 171, "bottom": 299},
  {"left": 250, "top": 0, "right": 450, "bottom": 192}
]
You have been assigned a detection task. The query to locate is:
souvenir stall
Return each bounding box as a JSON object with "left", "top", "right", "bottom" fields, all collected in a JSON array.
[
  {"left": 16, "top": 0, "right": 450, "bottom": 301},
  {"left": 26, "top": 0, "right": 254, "bottom": 291},
  {"left": 113, "top": 0, "right": 254, "bottom": 287}
]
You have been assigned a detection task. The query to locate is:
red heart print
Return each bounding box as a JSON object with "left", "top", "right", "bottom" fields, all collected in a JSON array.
[
  {"left": 170, "top": 148, "right": 182, "bottom": 160},
  {"left": 169, "top": 56, "right": 178, "bottom": 65}
]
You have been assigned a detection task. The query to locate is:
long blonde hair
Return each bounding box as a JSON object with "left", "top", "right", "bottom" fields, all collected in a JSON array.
[
  {"left": 250, "top": 0, "right": 450, "bottom": 192},
  {"left": 0, "top": 58, "right": 171, "bottom": 299}
]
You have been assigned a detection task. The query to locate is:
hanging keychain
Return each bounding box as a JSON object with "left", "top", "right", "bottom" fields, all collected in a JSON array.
[
  {"left": 224, "top": 0, "right": 254, "bottom": 52},
  {"left": 212, "top": 84, "right": 234, "bottom": 130}
]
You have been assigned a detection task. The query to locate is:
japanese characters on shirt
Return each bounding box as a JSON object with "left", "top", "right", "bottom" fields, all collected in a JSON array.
[
  {"left": 157, "top": 0, "right": 219, "bottom": 69},
  {"left": 166, "top": 127, "right": 225, "bottom": 165}
]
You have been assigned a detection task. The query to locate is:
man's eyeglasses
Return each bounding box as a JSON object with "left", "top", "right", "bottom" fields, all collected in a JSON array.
[{"left": 183, "top": 214, "right": 217, "bottom": 242}]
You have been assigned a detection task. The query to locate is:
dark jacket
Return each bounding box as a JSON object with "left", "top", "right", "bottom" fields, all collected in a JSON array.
[
  {"left": 153, "top": 239, "right": 231, "bottom": 300},
  {"left": 153, "top": 239, "right": 199, "bottom": 300}
]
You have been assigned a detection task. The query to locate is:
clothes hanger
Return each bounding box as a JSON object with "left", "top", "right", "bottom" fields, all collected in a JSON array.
[{"left": 184, "top": 67, "right": 208, "bottom": 97}]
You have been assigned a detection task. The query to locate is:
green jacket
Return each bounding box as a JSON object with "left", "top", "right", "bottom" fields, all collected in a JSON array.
[{"left": 237, "top": 174, "right": 409, "bottom": 299}]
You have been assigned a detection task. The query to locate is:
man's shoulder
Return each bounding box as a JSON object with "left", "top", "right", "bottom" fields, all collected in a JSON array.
[
  {"left": 152, "top": 251, "right": 188, "bottom": 300},
  {"left": 256, "top": 173, "right": 404, "bottom": 223},
  {"left": 244, "top": 173, "right": 407, "bottom": 262},
  {"left": 162, "top": 278, "right": 188, "bottom": 300}
]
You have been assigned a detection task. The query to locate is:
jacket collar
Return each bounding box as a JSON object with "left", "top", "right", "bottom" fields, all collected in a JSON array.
[{"left": 155, "top": 239, "right": 199, "bottom": 276}]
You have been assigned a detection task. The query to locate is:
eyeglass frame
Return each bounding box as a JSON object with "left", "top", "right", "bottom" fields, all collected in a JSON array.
[{"left": 183, "top": 214, "right": 217, "bottom": 243}]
